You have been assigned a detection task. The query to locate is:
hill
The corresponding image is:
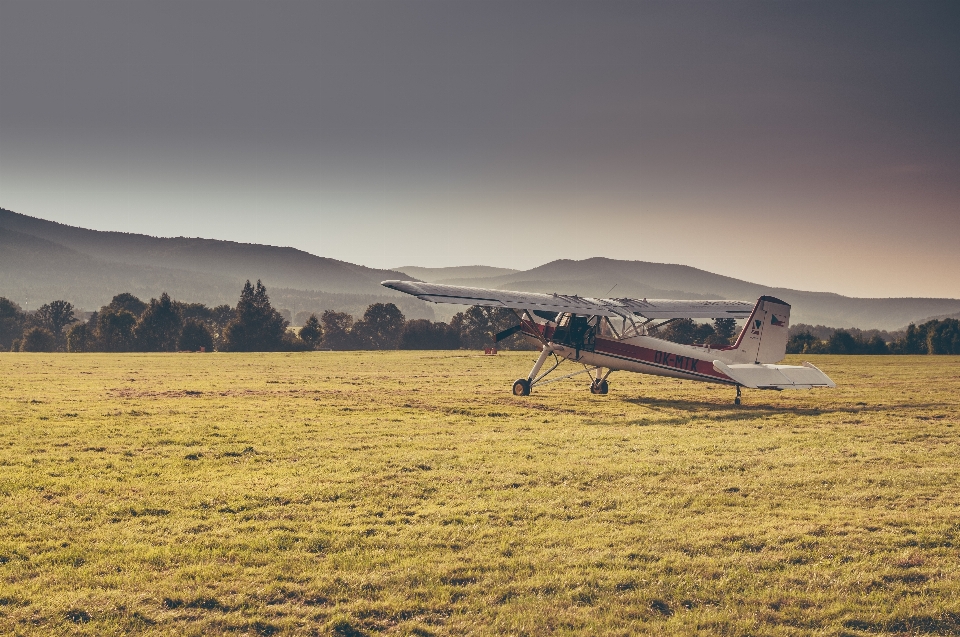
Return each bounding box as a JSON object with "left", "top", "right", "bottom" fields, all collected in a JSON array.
[
  {"left": 396, "top": 265, "right": 519, "bottom": 282},
  {"left": 400, "top": 258, "right": 960, "bottom": 330},
  {"left": 0, "top": 208, "right": 436, "bottom": 320},
  {"left": 4, "top": 209, "right": 958, "bottom": 329}
]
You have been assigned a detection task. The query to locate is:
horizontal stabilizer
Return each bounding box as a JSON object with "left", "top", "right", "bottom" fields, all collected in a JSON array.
[{"left": 713, "top": 360, "right": 836, "bottom": 390}]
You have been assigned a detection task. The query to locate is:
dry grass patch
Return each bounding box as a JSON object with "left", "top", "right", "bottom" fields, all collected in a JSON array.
[{"left": 0, "top": 352, "right": 959, "bottom": 635}]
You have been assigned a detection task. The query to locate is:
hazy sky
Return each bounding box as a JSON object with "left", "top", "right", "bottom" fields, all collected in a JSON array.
[{"left": 2, "top": 1, "right": 959, "bottom": 298}]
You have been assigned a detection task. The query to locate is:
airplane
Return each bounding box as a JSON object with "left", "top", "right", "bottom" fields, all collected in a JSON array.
[{"left": 382, "top": 280, "right": 835, "bottom": 404}]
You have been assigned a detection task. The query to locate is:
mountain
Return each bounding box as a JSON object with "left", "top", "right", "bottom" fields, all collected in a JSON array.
[
  {"left": 395, "top": 258, "right": 960, "bottom": 330},
  {"left": 396, "top": 265, "right": 519, "bottom": 281},
  {"left": 4, "top": 209, "right": 958, "bottom": 330},
  {"left": 0, "top": 208, "right": 436, "bottom": 320}
]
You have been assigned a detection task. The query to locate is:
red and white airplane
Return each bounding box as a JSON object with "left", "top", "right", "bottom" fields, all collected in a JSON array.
[{"left": 382, "top": 280, "right": 835, "bottom": 404}]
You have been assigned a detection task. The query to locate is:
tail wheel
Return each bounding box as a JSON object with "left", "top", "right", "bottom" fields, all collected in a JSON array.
[
  {"left": 512, "top": 379, "right": 531, "bottom": 396},
  {"left": 590, "top": 379, "right": 609, "bottom": 395}
]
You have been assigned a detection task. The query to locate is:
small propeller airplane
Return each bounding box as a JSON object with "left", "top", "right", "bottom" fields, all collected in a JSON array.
[{"left": 382, "top": 280, "right": 835, "bottom": 404}]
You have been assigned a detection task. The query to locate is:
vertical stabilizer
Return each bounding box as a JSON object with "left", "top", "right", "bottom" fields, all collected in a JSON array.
[{"left": 727, "top": 296, "right": 791, "bottom": 364}]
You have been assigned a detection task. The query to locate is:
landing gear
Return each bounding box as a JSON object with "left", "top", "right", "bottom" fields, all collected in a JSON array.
[
  {"left": 511, "top": 345, "right": 556, "bottom": 396},
  {"left": 590, "top": 379, "right": 609, "bottom": 395},
  {"left": 734, "top": 385, "right": 742, "bottom": 406}
]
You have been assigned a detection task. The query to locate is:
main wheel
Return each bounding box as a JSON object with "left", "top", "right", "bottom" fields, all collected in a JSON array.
[
  {"left": 590, "top": 379, "right": 609, "bottom": 395},
  {"left": 512, "top": 379, "right": 531, "bottom": 396}
]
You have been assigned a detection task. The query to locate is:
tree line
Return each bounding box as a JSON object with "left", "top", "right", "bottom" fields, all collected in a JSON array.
[
  {"left": 3, "top": 283, "right": 958, "bottom": 354},
  {"left": 787, "top": 319, "right": 960, "bottom": 355},
  {"left": 0, "top": 280, "right": 534, "bottom": 353}
]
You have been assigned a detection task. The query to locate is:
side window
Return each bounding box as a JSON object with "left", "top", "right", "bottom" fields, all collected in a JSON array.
[{"left": 598, "top": 317, "right": 616, "bottom": 338}]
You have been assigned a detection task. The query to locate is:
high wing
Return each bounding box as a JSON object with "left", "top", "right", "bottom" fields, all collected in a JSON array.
[{"left": 381, "top": 280, "right": 754, "bottom": 319}]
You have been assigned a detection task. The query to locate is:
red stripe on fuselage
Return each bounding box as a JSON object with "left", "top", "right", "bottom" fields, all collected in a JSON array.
[
  {"left": 593, "top": 338, "right": 731, "bottom": 381},
  {"left": 519, "top": 322, "right": 733, "bottom": 383}
]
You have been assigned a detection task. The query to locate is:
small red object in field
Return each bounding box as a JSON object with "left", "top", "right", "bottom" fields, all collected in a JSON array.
[
  {"left": 484, "top": 347, "right": 498, "bottom": 355},
  {"left": 200, "top": 347, "right": 206, "bottom": 353}
]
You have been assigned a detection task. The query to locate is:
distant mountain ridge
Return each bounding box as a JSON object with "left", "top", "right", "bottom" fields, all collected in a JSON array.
[
  {"left": 0, "top": 208, "right": 435, "bottom": 320},
  {"left": 396, "top": 265, "right": 519, "bottom": 281},
  {"left": 3, "top": 208, "right": 958, "bottom": 330}
]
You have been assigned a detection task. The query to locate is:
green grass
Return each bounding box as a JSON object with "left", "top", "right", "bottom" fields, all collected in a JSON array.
[{"left": 1, "top": 352, "right": 959, "bottom": 636}]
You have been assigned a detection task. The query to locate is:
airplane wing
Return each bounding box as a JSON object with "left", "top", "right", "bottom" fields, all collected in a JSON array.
[
  {"left": 713, "top": 360, "right": 836, "bottom": 390},
  {"left": 381, "top": 280, "right": 754, "bottom": 319}
]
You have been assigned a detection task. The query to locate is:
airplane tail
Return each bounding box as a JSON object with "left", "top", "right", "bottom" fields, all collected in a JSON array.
[{"left": 727, "top": 296, "right": 791, "bottom": 364}]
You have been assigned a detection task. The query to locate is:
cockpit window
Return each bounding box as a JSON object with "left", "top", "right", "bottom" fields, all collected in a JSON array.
[{"left": 598, "top": 317, "right": 618, "bottom": 338}]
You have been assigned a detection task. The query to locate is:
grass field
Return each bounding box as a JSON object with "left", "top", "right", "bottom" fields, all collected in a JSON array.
[{"left": 1, "top": 352, "right": 959, "bottom": 636}]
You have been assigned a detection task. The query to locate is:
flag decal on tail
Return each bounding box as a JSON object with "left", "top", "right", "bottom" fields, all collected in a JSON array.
[{"left": 771, "top": 314, "right": 786, "bottom": 327}]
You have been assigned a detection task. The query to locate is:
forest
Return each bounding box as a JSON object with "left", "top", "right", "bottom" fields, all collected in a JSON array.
[{"left": 1, "top": 281, "right": 957, "bottom": 354}]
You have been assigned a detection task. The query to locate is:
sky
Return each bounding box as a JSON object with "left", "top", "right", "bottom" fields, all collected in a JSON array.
[{"left": 1, "top": 0, "right": 959, "bottom": 298}]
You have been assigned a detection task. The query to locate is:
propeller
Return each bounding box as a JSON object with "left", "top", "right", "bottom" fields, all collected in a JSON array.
[{"left": 495, "top": 324, "right": 524, "bottom": 342}]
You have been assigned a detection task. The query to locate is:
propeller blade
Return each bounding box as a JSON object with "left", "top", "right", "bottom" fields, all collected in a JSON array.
[{"left": 495, "top": 324, "right": 523, "bottom": 342}]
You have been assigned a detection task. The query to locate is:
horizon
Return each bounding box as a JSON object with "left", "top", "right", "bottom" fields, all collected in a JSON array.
[{"left": 2, "top": 2, "right": 959, "bottom": 299}]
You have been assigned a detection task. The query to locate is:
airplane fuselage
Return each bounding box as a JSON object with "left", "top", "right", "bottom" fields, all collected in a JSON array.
[{"left": 551, "top": 334, "right": 737, "bottom": 385}]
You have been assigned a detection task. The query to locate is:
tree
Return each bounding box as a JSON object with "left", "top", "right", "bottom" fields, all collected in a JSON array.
[
  {"left": 178, "top": 302, "right": 213, "bottom": 322},
  {"left": 20, "top": 327, "right": 56, "bottom": 352},
  {"left": 657, "top": 318, "right": 706, "bottom": 345},
  {"left": 787, "top": 331, "right": 822, "bottom": 354},
  {"left": 108, "top": 293, "right": 148, "bottom": 317},
  {"left": 927, "top": 319, "right": 960, "bottom": 355},
  {"left": 0, "top": 297, "right": 25, "bottom": 351},
  {"left": 864, "top": 334, "right": 890, "bottom": 355},
  {"left": 894, "top": 323, "right": 927, "bottom": 354},
  {"left": 206, "top": 304, "right": 236, "bottom": 351},
  {"left": 320, "top": 310, "right": 357, "bottom": 350},
  {"left": 97, "top": 308, "right": 137, "bottom": 352},
  {"left": 399, "top": 319, "right": 461, "bottom": 349},
  {"left": 66, "top": 323, "right": 95, "bottom": 352},
  {"left": 452, "top": 306, "right": 491, "bottom": 348},
  {"left": 353, "top": 303, "right": 405, "bottom": 349},
  {"left": 178, "top": 319, "right": 213, "bottom": 352},
  {"left": 35, "top": 300, "right": 78, "bottom": 347},
  {"left": 135, "top": 293, "right": 183, "bottom": 352},
  {"left": 223, "top": 280, "right": 288, "bottom": 351},
  {"left": 827, "top": 330, "right": 858, "bottom": 354},
  {"left": 294, "top": 310, "right": 316, "bottom": 326},
  {"left": 298, "top": 314, "right": 323, "bottom": 349},
  {"left": 450, "top": 306, "right": 515, "bottom": 349},
  {"left": 712, "top": 318, "right": 738, "bottom": 345}
]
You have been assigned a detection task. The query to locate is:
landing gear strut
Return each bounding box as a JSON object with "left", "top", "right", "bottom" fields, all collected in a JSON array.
[
  {"left": 512, "top": 345, "right": 556, "bottom": 396},
  {"left": 590, "top": 379, "right": 609, "bottom": 395},
  {"left": 734, "top": 385, "right": 742, "bottom": 406},
  {"left": 590, "top": 366, "right": 609, "bottom": 394}
]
